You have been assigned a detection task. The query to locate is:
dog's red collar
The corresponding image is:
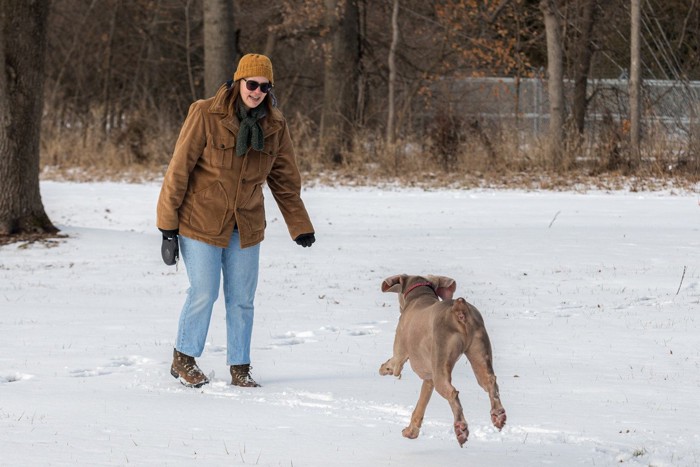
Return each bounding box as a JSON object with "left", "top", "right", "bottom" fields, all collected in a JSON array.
[{"left": 403, "top": 281, "right": 436, "bottom": 299}]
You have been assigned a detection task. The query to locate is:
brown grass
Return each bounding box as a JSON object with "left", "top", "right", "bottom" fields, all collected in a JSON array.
[{"left": 40, "top": 112, "right": 700, "bottom": 191}]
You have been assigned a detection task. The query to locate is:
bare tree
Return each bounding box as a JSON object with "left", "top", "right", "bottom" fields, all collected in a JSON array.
[
  {"left": 0, "top": 0, "right": 57, "bottom": 240},
  {"left": 629, "top": 0, "right": 641, "bottom": 163},
  {"left": 540, "top": 0, "right": 566, "bottom": 168},
  {"left": 572, "top": 0, "right": 598, "bottom": 134},
  {"left": 321, "top": 0, "right": 361, "bottom": 165},
  {"left": 386, "top": 0, "right": 399, "bottom": 146},
  {"left": 31, "top": 0, "right": 700, "bottom": 178},
  {"left": 203, "top": 0, "right": 236, "bottom": 97}
]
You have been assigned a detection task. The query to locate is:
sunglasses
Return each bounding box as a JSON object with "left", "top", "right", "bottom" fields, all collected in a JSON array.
[{"left": 242, "top": 78, "right": 273, "bottom": 94}]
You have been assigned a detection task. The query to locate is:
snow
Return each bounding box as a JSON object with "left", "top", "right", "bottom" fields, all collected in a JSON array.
[{"left": 1, "top": 180, "right": 699, "bottom": 466}]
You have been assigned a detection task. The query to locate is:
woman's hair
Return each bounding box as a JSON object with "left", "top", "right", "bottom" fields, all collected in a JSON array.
[{"left": 229, "top": 80, "right": 283, "bottom": 121}]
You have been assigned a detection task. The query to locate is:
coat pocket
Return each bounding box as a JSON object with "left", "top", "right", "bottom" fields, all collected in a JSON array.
[
  {"left": 206, "top": 135, "right": 236, "bottom": 169},
  {"left": 237, "top": 183, "right": 266, "bottom": 233},
  {"left": 189, "top": 182, "right": 229, "bottom": 235}
]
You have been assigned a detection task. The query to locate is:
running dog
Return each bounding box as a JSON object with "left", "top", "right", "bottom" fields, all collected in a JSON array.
[{"left": 379, "top": 274, "right": 506, "bottom": 447}]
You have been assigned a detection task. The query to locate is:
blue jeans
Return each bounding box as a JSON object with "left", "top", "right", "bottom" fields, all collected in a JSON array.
[{"left": 175, "top": 232, "right": 260, "bottom": 365}]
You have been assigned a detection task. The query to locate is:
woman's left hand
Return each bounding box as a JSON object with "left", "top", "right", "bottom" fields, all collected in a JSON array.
[{"left": 294, "top": 233, "right": 315, "bottom": 248}]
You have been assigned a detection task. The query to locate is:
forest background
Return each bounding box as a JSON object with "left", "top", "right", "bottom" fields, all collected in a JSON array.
[{"left": 38, "top": 0, "right": 700, "bottom": 187}]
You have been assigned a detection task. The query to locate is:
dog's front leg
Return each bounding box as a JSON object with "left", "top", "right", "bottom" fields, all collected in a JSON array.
[
  {"left": 379, "top": 325, "right": 408, "bottom": 377},
  {"left": 402, "top": 379, "right": 434, "bottom": 439},
  {"left": 379, "top": 355, "right": 407, "bottom": 378}
]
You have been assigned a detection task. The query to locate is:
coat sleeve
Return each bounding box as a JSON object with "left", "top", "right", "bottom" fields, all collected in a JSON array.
[
  {"left": 156, "top": 102, "right": 207, "bottom": 231},
  {"left": 266, "top": 119, "right": 315, "bottom": 240}
]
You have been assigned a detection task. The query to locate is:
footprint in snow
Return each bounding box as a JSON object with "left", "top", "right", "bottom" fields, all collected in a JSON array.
[
  {"left": 266, "top": 324, "right": 382, "bottom": 349},
  {"left": 0, "top": 373, "right": 33, "bottom": 383},
  {"left": 108, "top": 356, "right": 152, "bottom": 367},
  {"left": 271, "top": 330, "right": 316, "bottom": 346},
  {"left": 69, "top": 367, "right": 112, "bottom": 378},
  {"left": 68, "top": 355, "right": 152, "bottom": 377},
  {"left": 347, "top": 323, "right": 380, "bottom": 336}
]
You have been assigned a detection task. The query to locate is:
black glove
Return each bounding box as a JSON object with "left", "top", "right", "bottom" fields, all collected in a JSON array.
[
  {"left": 294, "top": 232, "right": 315, "bottom": 248},
  {"left": 159, "top": 228, "right": 179, "bottom": 265},
  {"left": 159, "top": 228, "right": 178, "bottom": 239}
]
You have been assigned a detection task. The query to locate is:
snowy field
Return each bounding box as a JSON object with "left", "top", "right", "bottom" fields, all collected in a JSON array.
[{"left": 1, "top": 180, "right": 699, "bottom": 466}]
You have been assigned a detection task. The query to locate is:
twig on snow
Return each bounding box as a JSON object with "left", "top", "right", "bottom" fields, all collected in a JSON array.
[
  {"left": 675, "top": 265, "right": 687, "bottom": 295},
  {"left": 548, "top": 211, "right": 561, "bottom": 228}
]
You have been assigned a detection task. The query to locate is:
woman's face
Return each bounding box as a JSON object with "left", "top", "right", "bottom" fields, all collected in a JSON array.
[{"left": 239, "top": 76, "right": 271, "bottom": 109}]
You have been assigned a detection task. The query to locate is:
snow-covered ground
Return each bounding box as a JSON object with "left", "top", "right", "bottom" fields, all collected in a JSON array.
[{"left": 1, "top": 180, "right": 699, "bottom": 466}]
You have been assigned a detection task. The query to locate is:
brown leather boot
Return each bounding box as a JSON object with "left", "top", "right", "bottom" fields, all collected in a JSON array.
[
  {"left": 170, "top": 348, "right": 209, "bottom": 388},
  {"left": 230, "top": 364, "right": 261, "bottom": 387}
]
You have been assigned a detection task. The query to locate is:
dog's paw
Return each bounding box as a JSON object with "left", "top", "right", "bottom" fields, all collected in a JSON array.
[
  {"left": 379, "top": 362, "right": 402, "bottom": 378},
  {"left": 401, "top": 425, "right": 420, "bottom": 439},
  {"left": 454, "top": 421, "right": 469, "bottom": 447},
  {"left": 491, "top": 408, "right": 507, "bottom": 430}
]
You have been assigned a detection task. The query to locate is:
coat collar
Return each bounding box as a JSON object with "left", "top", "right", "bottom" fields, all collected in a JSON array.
[{"left": 208, "top": 83, "right": 283, "bottom": 137}]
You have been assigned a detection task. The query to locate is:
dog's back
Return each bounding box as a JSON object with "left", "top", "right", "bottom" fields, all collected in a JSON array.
[{"left": 402, "top": 296, "right": 477, "bottom": 379}]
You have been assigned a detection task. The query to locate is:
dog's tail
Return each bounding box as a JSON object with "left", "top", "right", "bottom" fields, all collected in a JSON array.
[{"left": 452, "top": 297, "right": 469, "bottom": 324}]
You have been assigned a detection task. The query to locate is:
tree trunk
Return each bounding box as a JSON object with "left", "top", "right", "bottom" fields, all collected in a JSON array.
[
  {"left": 101, "top": 0, "right": 120, "bottom": 137},
  {"left": 0, "top": 0, "right": 57, "bottom": 237},
  {"left": 321, "top": 0, "right": 361, "bottom": 165},
  {"left": 629, "top": 0, "right": 642, "bottom": 164},
  {"left": 540, "top": 0, "right": 566, "bottom": 169},
  {"left": 203, "top": 0, "right": 236, "bottom": 98},
  {"left": 573, "top": 0, "right": 598, "bottom": 135},
  {"left": 386, "top": 0, "right": 399, "bottom": 147}
]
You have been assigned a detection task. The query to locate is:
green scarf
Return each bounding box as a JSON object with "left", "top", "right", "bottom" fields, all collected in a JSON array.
[{"left": 235, "top": 98, "right": 266, "bottom": 156}]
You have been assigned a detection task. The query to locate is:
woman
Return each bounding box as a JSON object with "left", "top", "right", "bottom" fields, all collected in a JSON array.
[{"left": 157, "top": 53, "right": 315, "bottom": 388}]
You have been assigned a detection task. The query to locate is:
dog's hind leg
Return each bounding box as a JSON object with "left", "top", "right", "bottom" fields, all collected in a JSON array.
[
  {"left": 433, "top": 363, "right": 469, "bottom": 447},
  {"left": 465, "top": 333, "right": 506, "bottom": 430},
  {"left": 402, "top": 379, "right": 434, "bottom": 439}
]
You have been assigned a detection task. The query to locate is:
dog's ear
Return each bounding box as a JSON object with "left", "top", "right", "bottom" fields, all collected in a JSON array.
[
  {"left": 382, "top": 274, "right": 405, "bottom": 293},
  {"left": 426, "top": 275, "right": 456, "bottom": 300}
]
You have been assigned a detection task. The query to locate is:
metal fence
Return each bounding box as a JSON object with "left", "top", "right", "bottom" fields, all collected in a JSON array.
[{"left": 433, "top": 77, "right": 700, "bottom": 138}]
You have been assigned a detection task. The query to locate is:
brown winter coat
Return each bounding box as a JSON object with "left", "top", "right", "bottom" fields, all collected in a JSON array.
[{"left": 157, "top": 84, "right": 314, "bottom": 248}]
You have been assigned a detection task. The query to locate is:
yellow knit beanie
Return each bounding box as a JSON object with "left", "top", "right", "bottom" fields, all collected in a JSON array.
[{"left": 233, "top": 54, "right": 274, "bottom": 84}]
